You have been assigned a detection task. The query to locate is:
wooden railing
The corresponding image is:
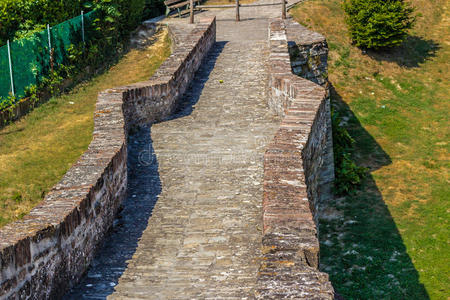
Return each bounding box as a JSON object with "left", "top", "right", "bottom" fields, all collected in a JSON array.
[{"left": 188, "top": 0, "right": 287, "bottom": 23}]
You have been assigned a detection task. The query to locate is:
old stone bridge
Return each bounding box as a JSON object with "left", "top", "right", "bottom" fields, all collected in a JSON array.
[{"left": 0, "top": 0, "right": 336, "bottom": 299}]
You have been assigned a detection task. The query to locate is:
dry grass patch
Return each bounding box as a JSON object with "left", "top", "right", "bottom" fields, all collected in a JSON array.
[
  {"left": 291, "top": 0, "right": 449, "bottom": 298},
  {"left": 0, "top": 29, "right": 171, "bottom": 227}
]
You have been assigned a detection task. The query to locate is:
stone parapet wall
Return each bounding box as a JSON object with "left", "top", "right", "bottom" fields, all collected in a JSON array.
[
  {"left": 286, "top": 19, "right": 329, "bottom": 86},
  {"left": 256, "top": 19, "right": 334, "bottom": 299},
  {"left": 285, "top": 19, "right": 335, "bottom": 206},
  {"left": 0, "top": 17, "right": 216, "bottom": 300}
]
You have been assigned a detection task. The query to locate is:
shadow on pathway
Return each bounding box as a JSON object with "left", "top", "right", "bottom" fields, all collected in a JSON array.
[{"left": 64, "top": 41, "right": 227, "bottom": 300}]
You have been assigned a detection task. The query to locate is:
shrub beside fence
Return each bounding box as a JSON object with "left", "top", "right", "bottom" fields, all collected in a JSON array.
[{"left": 0, "top": 10, "right": 96, "bottom": 103}]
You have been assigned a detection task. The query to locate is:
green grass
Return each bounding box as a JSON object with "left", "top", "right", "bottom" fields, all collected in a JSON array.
[
  {"left": 0, "top": 29, "right": 171, "bottom": 227},
  {"left": 291, "top": 0, "right": 449, "bottom": 299}
]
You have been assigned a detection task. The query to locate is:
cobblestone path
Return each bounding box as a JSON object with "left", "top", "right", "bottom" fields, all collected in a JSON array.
[
  {"left": 111, "top": 12, "right": 281, "bottom": 299},
  {"left": 65, "top": 1, "right": 297, "bottom": 299}
]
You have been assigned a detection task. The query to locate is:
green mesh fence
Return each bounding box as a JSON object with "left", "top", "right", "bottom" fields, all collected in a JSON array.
[
  {"left": 0, "top": 10, "right": 96, "bottom": 103},
  {"left": 0, "top": 45, "right": 10, "bottom": 100}
]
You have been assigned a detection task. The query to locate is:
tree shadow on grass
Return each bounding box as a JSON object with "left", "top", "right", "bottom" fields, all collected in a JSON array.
[
  {"left": 319, "top": 86, "right": 429, "bottom": 299},
  {"left": 366, "top": 35, "right": 440, "bottom": 68}
]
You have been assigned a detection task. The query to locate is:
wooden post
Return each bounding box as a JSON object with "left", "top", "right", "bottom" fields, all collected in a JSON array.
[
  {"left": 281, "top": 0, "right": 286, "bottom": 19},
  {"left": 236, "top": 0, "right": 240, "bottom": 21},
  {"left": 189, "top": 0, "right": 194, "bottom": 24}
]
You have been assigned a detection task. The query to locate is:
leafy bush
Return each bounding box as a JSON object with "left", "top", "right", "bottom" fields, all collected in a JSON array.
[
  {"left": 0, "top": 95, "right": 17, "bottom": 111},
  {"left": 88, "top": 0, "right": 146, "bottom": 43},
  {"left": 332, "top": 108, "right": 367, "bottom": 195},
  {"left": 0, "top": 0, "right": 164, "bottom": 46},
  {"left": 342, "top": 0, "right": 416, "bottom": 49},
  {"left": 0, "top": 0, "right": 86, "bottom": 45}
]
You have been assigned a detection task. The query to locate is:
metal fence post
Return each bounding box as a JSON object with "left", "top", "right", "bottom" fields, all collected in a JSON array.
[
  {"left": 81, "top": 11, "right": 85, "bottom": 44},
  {"left": 282, "top": 0, "right": 286, "bottom": 19},
  {"left": 189, "top": 0, "right": 194, "bottom": 24},
  {"left": 236, "top": 0, "right": 240, "bottom": 21},
  {"left": 47, "top": 24, "right": 52, "bottom": 59},
  {"left": 47, "top": 24, "right": 54, "bottom": 71},
  {"left": 47, "top": 24, "right": 52, "bottom": 52},
  {"left": 7, "top": 40, "right": 14, "bottom": 97}
]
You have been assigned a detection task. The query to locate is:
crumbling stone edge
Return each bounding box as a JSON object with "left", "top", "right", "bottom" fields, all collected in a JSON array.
[
  {"left": 0, "top": 17, "right": 216, "bottom": 300},
  {"left": 255, "top": 19, "right": 335, "bottom": 299}
]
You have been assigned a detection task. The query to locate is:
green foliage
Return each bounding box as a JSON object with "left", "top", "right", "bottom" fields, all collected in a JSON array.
[
  {"left": 342, "top": 0, "right": 416, "bottom": 49},
  {"left": 332, "top": 108, "right": 367, "bottom": 195},
  {"left": 0, "top": 0, "right": 165, "bottom": 46},
  {"left": 0, "top": 0, "right": 87, "bottom": 45},
  {"left": 41, "top": 70, "right": 65, "bottom": 97},
  {"left": 24, "top": 84, "right": 38, "bottom": 101},
  {"left": 13, "top": 22, "right": 47, "bottom": 40},
  {"left": 85, "top": 0, "right": 143, "bottom": 49},
  {"left": 0, "top": 0, "right": 166, "bottom": 110},
  {"left": 0, "top": 62, "right": 70, "bottom": 116},
  {"left": 0, "top": 95, "right": 17, "bottom": 111},
  {"left": 143, "top": 0, "right": 166, "bottom": 20}
]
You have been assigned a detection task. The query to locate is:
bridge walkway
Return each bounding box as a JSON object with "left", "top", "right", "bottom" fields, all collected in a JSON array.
[{"left": 65, "top": 1, "right": 299, "bottom": 298}]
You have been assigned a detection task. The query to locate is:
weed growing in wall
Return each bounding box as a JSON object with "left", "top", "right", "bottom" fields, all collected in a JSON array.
[{"left": 331, "top": 106, "right": 367, "bottom": 195}]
